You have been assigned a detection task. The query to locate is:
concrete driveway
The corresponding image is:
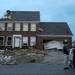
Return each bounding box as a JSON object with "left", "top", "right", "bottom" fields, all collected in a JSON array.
[{"left": 42, "top": 50, "right": 64, "bottom": 64}]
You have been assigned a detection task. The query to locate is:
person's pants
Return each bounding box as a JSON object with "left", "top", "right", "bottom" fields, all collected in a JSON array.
[
  {"left": 64, "top": 54, "right": 69, "bottom": 67},
  {"left": 73, "top": 56, "right": 75, "bottom": 69}
]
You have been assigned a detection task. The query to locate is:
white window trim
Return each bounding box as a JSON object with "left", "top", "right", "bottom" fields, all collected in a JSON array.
[
  {"left": 23, "top": 23, "right": 28, "bottom": 31},
  {"left": 30, "top": 24, "right": 36, "bottom": 31},
  {"left": 0, "top": 23, "right": 5, "bottom": 31},
  {"left": 0, "top": 36, "right": 5, "bottom": 46},
  {"left": 6, "top": 36, "right": 12, "bottom": 46},
  {"left": 30, "top": 36, "right": 36, "bottom": 46},
  {"left": 7, "top": 23, "right": 13, "bottom": 31},
  {"left": 37, "top": 35, "right": 72, "bottom": 37},
  {"left": 22, "top": 36, "right": 28, "bottom": 46},
  {"left": 15, "top": 23, "right": 21, "bottom": 31}
]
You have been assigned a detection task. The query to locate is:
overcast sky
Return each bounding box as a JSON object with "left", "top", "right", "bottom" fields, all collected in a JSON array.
[{"left": 0, "top": 0, "right": 75, "bottom": 40}]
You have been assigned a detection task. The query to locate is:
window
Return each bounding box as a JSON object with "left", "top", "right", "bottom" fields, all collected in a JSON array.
[
  {"left": 30, "top": 24, "right": 36, "bottom": 31},
  {"left": 23, "top": 23, "right": 28, "bottom": 31},
  {"left": 30, "top": 37, "right": 36, "bottom": 46},
  {"left": 7, "top": 23, "right": 13, "bottom": 31},
  {"left": 0, "top": 23, "right": 5, "bottom": 31},
  {"left": 15, "top": 23, "right": 20, "bottom": 31},
  {"left": 23, "top": 37, "right": 28, "bottom": 46},
  {"left": 0, "top": 36, "right": 4, "bottom": 46},
  {"left": 7, "top": 37, "right": 12, "bottom": 46}
]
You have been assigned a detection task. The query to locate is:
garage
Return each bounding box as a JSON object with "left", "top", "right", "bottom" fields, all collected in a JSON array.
[{"left": 44, "top": 41, "right": 64, "bottom": 50}]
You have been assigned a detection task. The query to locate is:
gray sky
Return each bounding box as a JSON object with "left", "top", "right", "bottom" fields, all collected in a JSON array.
[{"left": 0, "top": 0, "right": 75, "bottom": 40}]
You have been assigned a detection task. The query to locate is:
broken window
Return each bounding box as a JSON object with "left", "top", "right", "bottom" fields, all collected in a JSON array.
[
  {"left": 7, "top": 23, "right": 13, "bottom": 31},
  {"left": 23, "top": 37, "right": 28, "bottom": 46},
  {"left": 30, "top": 37, "right": 36, "bottom": 46},
  {"left": 7, "top": 37, "right": 12, "bottom": 46},
  {"left": 0, "top": 37, "right": 4, "bottom": 46}
]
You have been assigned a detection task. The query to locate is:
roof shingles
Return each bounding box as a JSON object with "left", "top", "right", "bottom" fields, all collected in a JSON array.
[
  {"left": 38, "top": 22, "right": 72, "bottom": 35},
  {"left": 0, "top": 11, "right": 40, "bottom": 21}
]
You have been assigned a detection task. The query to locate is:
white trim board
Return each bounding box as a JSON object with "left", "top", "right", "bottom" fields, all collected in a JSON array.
[{"left": 37, "top": 35, "right": 72, "bottom": 37}]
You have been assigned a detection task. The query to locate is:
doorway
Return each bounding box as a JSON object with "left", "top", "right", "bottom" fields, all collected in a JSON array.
[{"left": 13, "top": 35, "right": 22, "bottom": 48}]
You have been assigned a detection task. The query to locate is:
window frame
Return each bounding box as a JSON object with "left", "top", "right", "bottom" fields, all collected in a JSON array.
[
  {"left": 22, "top": 36, "right": 28, "bottom": 46},
  {"left": 7, "top": 23, "right": 13, "bottom": 31},
  {"left": 23, "top": 23, "right": 28, "bottom": 31},
  {"left": 6, "top": 36, "right": 12, "bottom": 46},
  {"left": 0, "top": 23, "right": 5, "bottom": 31},
  {"left": 0, "top": 36, "right": 5, "bottom": 46},
  {"left": 15, "top": 23, "right": 21, "bottom": 31},
  {"left": 30, "top": 24, "right": 36, "bottom": 31},
  {"left": 30, "top": 36, "right": 36, "bottom": 46}
]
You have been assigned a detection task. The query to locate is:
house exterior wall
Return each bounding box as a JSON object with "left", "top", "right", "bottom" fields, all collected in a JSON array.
[
  {"left": 0, "top": 22, "right": 72, "bottom": 50},
  {"left": 0, "top": 22, "right": 38, "bottom": 49}
]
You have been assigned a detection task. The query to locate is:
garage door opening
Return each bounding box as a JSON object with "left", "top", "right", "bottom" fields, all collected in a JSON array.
[{"left": 43, "top": 40, "right": 64, "bottom": 50}]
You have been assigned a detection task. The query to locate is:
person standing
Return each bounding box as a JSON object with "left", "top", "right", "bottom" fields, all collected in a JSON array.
[
  {"left": 63, "top": 41, "right": 69, "bottom": 70},
  {"left": 72, "top": 44, "right": 75, "bottom": 70},
  {"left": 69, "top": 47, "right": 73, "bottom": 68}
]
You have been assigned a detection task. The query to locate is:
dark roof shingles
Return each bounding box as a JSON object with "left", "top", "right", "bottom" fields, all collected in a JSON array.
[
  {"left": 0, "top": 11, "right": 40, "bottom": 21},
  {"left": 38, "top": 22, "right": 72, "bottom": 35}
]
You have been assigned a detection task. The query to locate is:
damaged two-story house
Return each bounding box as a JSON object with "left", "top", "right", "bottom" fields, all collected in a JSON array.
[{"left": 0, "top": 10, "right": 73, "bottom": 50}]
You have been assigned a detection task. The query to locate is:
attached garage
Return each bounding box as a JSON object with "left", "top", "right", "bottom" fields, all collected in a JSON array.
[
  {"left": 44, "top": 41, "right": 64, "bottom": 50},
  {"left": 37, "top": 22, "right": 73, "bottom": 50}
]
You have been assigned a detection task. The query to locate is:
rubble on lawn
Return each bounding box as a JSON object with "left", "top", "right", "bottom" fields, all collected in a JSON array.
[
  {"left": 0, "top": 55, "right": 16, "bottom": 64},
  {"left": 0, "top": 48, "right": 47, "bottom": 64}
]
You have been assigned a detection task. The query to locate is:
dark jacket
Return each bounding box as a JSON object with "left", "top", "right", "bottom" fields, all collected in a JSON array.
[
  {"left": 63, "top": 46, "right": 69, "bottom": 55},
  {"left": 73, "top": 48, "right": 75, "bottom": 68}
]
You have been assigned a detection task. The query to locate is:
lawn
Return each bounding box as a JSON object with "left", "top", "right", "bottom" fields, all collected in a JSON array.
[{"left": 0, "top": 49, "right": 47, "bottom": 64}]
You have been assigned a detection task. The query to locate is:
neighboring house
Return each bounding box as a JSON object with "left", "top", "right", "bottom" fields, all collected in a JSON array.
[{"left": 0, "top": 10, "right": 73, "bottom": 50}]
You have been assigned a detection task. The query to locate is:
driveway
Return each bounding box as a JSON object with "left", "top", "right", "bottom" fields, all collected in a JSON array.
[{"left": 42, "top": 50, "right": 64, "bottom": 64}]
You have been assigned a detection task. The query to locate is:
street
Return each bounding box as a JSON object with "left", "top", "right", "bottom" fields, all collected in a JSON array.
[{"left": 0, "top": 64, "right": 75, "bottom": 75}]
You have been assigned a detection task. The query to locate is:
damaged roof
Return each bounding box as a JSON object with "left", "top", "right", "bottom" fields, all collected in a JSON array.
[
  {"left": 0, "top": 10, "right": 40, "bottom": 21},
  {"left": 38, "top": 22, "right": 73, "bottom": 35}
]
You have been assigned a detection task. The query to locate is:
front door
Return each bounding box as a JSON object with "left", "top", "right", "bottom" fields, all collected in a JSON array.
[{"left": 13, "top": 35, "right": 22, "bottom": 48}]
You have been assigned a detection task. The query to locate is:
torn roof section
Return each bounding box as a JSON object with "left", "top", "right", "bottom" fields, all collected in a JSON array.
[
  {"left": 38, "top": 22, "right": 73, "bottom": 36},
  {"left": 0, "top": 10, "right": 40, "bottom": 21}
]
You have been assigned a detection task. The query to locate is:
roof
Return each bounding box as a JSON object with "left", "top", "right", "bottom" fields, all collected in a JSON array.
[
  {"left": 0, "top": 11, "right": 40, "bottom": 21},
  {"left": 38, "top": 22, "right": 73, "bottom": 35}
]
